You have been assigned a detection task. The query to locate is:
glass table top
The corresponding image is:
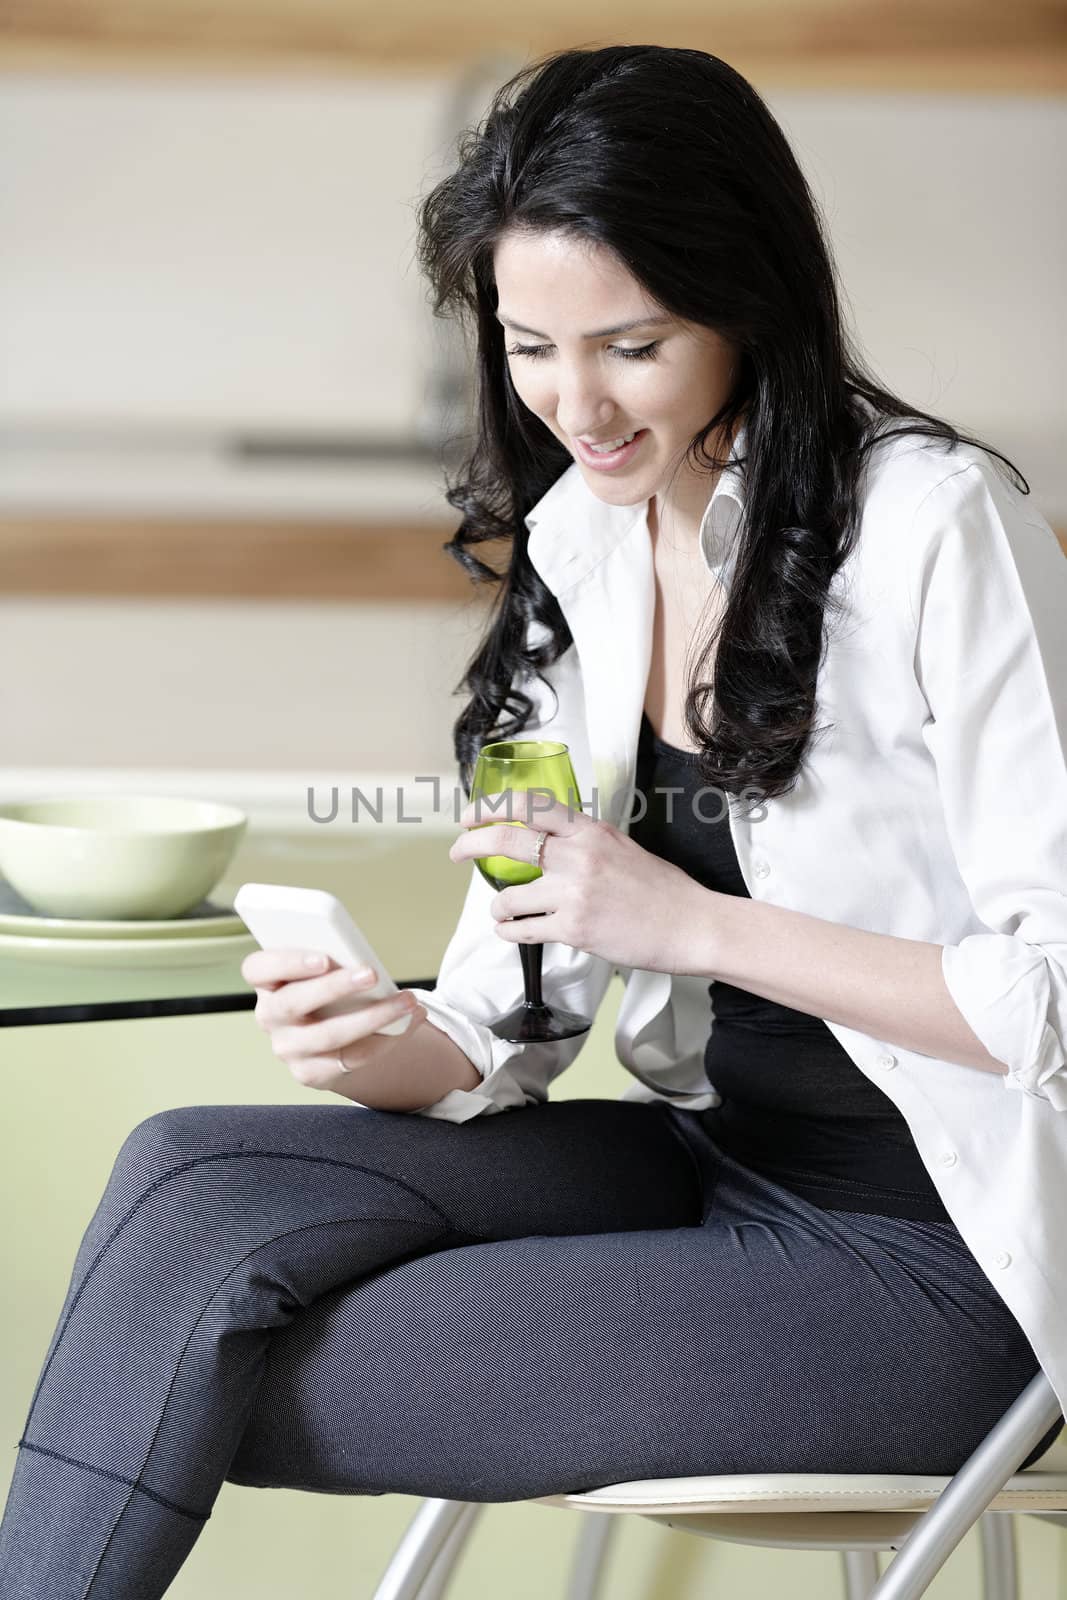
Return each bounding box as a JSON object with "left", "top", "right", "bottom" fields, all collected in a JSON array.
[
  {"left": 0, "top": 829, "right": 457, "bottom": 1027},
  {"left": 0, "top": 945, "right": 258, "bottom": 1027},
  {"left": 0, "top": 948, "right": 437, "bottom": 1028}
]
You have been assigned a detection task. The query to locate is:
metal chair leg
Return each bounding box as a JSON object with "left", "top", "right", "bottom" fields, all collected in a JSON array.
[
  {"left": 979, "top": 1513, "right": 1018, "bottom": 1600},
  {"left": 867, "top": 1372, "right": 1061, "bottom": 1600},
  {"left": 414, "top": 1503, "right": 484, "bottom": 1600},
  {"left": 371, "top": 1499, "right": 477, "bottom": 1600},
  {"left": 565, "top": 1513, "right": 619, "bottom": 1600},
  {"left": 842, "top": 1549, "right": 881, "bottom": 1599}
]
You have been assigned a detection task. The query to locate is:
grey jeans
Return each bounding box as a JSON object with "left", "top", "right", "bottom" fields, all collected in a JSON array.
[{"left": 0, "top": 1097, "right": 1059, "bottom": 1598}]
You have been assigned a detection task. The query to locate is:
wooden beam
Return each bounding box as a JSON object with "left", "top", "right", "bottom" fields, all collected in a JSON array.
[
  {"left": 0, "top": 515, "right": 502, "bottom": 602},
  {"left": 0, "top": 514, "right": 1062, "bottom": 602},
  {"left": 0, "top": 2, "right": 1063, "bottom": 91}
]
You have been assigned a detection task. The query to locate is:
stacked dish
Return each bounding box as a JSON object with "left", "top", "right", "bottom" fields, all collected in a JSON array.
[{"left": 0, "top": 796, "right": 257, "bottom": 969}]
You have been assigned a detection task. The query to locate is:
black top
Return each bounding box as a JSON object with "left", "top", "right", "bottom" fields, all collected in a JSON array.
[{"left": 628, "top": 711, "right": 953, "bottom": 1223}]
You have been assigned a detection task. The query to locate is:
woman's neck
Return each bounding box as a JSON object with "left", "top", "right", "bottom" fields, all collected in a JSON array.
[
  {"left": 649, "top": 419, "right": 739, "bottom": 547},
  {"left": 649, "top": 465, "right": 722, "bottom": 548}
]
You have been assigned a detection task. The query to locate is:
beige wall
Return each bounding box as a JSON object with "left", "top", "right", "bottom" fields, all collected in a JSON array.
[
  {"left": 0, "top": 596, "right": 481, "bottom": 776},
  {"left": 0, "top": 80, "right": 1063, "bottom": 785}
]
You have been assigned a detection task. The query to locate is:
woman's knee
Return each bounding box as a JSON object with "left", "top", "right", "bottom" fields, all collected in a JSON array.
[
  {"left": 104, "top": 1103, "right": 452, "bottom": 1252},
  {"left": 110, "top": 1102, "right": 339, "bottom": 1180},
  {"left": 112, "top": 1105, "right": 235, "bottom": 1186}
]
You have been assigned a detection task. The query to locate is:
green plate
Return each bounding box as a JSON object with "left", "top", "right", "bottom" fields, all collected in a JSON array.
[
  {"left": 0, "top": 879, "right": 246, "bottom": 941},
  {"left": 0, "top": 928, "right": 257, "bottom": 969}
]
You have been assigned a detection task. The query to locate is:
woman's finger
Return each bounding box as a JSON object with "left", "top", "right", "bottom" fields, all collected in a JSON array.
[
  {"left": 259, "top": 963, "right": 379, "bottom": 1028},
  {"left": 241, "top": 948, "right": 338, "bottom": 989},
  {"left": 490, "top": 881, "right": 557, "bottom": 921},
  {"left": 280, "top": 1005, "right": 429, "bottom": 1088},
  {"left": 320, "top": 1004, "right": 430, "bottom": 1076},
  {"left": 273, "top": 990, "right": 421, "bottom": 1062},
  {"left": 456, "top": 791, "right": 587, "bottom": 834},
  {"left": 450, "top": 822, "right": 551, "bottom": 866},
  {"left": 494, "top": 912, "right": 561, "bottom": 944}
]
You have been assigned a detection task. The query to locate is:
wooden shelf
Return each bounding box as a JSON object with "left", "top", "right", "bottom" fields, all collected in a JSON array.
[
  {"left": 1, "top": 2, "right": 1064, "bottom": 92},
  {"left": 0, "top": 515, "right": 493, "bottom": 603},
  {"left": 0, "top": 513, "right": 1062, "bottom": 603}
]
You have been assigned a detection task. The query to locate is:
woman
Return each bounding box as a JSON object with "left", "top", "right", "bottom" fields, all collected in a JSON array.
[{"left": 2, "top": 45, "right": 1065, "bottom": 1596}]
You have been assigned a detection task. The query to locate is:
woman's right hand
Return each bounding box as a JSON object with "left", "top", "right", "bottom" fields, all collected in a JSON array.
[{"left": 240, "top": 950, "right": 428, "bottom": 1093}]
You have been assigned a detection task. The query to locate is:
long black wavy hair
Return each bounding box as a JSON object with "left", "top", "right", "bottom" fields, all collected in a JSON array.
[{"left": 416, "top": 44, "right": 1027, "bottom": 808}]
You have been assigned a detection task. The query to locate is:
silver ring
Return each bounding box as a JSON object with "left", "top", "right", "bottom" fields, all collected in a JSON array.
[
  {"left": 336, "top": 1051, "right": 351, "bottom": 1075},
  {"left": 533, "top": 830, "right": 548, "bottom": 869}
]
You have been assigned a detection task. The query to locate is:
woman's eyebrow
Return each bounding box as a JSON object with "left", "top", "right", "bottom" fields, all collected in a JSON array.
[{"left": 495, "top": 313, "right": 670, "bottom": 339}]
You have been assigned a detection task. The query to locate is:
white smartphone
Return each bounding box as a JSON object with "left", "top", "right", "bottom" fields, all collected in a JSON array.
[{"left": 233, "top": 882, "right": 414, "bottom": 1038}]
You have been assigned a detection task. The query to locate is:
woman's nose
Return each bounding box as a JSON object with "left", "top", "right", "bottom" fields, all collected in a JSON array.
[{"left": 554, "top": 369, "right": 616, "bottom": 441}]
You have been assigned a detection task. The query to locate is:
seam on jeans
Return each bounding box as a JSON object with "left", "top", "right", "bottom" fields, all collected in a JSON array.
[
  {"left": 15, "top": 1441, "right": 210, "bottom": 1523},
  {"left": 23, "top": 1150, "right": 454, "bottom": 1441},
  {"left": 81, "top": 1212, "right": 454, "bottom": 1597}
]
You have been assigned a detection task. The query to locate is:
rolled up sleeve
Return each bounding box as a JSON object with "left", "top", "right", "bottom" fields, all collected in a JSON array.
[{"left": 911, "top": 461, "right": 1067, "bottom": 1110}]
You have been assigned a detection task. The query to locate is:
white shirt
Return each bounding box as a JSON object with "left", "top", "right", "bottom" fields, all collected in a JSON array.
[{"left": 408, "top": 422, "right": 1067, "bottom": 1425}]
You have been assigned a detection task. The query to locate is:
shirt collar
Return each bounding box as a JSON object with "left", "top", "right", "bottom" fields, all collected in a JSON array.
[{"left": 524, "top": 417, "right": 748, "bottom": 596}]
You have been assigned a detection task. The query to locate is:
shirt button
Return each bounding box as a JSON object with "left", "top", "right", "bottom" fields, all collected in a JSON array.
[
  {"left": 938, "top": 1151, "right": 959, "bottom": 1168},
  {"left": 875, "top": 1052, "right": 897, "bottom": 1070},
  {"left": 992, "top": 1251, "right": 1012, "bottom": 1269},
  {"left": 753, "top": 859, "right": 770, "bottom": 879}
]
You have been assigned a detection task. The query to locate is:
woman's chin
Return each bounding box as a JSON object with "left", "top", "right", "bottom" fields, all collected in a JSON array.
[{"left": 575, "top": 464, "right": 655, "bottom": 507}]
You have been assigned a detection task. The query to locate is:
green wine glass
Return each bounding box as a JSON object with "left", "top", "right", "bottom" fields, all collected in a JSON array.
[{"left": 470, "top": 739, "right": 593, "bottom": 1044}]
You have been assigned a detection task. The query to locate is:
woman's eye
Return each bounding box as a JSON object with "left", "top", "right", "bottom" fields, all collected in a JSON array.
[
  {"left": 614, "top": 343, "right": 660, "bottom": 361},
  {"left": 506, "top": 342, "right": 661, "bottom": 362}
]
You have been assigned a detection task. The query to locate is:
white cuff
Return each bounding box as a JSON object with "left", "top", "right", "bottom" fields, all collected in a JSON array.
[
  {"left": 941, "top": 935, "right": 1067, "bottom": 1110},
  {"left": 404, "top": 987, "right": 532, "bottom": 1120}
]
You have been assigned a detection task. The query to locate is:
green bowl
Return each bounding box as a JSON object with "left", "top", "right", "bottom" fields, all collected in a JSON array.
[{"left": 0, "top": 795, "right": 248, "bottom": 921}]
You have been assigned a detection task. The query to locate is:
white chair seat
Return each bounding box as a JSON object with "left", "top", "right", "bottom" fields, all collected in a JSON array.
[
  {"left": 536, "top": 1423, "right": 1067, "bottom": 1516},
  {"left": 538, "top": 1464, "right": 1067, "bottom": 1518},
  {"left": 534, "top": 1472, "right": 1067, "bottom": 1557},
  {"left": 530, "top": 1429, "right": 1067, "bottom": 1556}
]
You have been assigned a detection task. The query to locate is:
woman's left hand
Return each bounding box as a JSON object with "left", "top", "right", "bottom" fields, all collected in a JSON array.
[{"left": 448, "top": 792, "right": 714, "bottom": 975}]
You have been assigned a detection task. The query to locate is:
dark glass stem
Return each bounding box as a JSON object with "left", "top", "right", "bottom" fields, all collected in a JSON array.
[
  {"left": 515, "top": 916, "right": 545, "bottom": 1009},
  {"left": 487, "top": 911, "right": 591, "bottom": 1043}
]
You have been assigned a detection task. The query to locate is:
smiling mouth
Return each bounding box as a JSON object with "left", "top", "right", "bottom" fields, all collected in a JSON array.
[
  {"left": 584, "top": 431, "right": 638, "bottom": 453},
  {"left": 573, "top": 428, "right": 649, "bottom": 468}
]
